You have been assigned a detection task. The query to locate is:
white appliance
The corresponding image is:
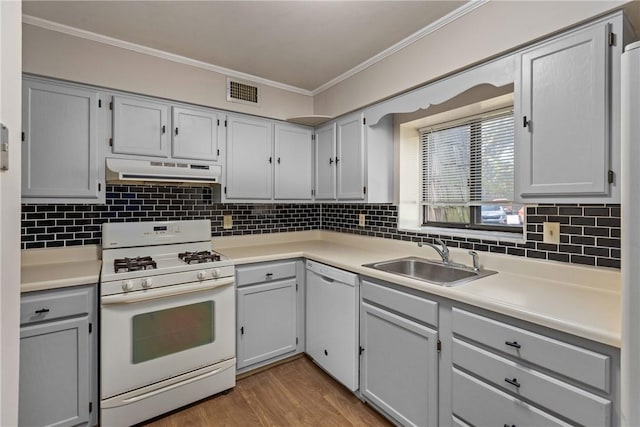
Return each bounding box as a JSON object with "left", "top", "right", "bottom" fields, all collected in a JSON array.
[
  {"left": 100, "top": 220, "right": 235, "bottom": 426},
  {"left": 621, "top": 40, "right": 640, "bottom": 427},
  {"left": 305, "top": 260, "right": 359, "bottom": 391}
]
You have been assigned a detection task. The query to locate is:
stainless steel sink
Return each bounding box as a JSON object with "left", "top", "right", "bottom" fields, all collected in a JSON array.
[{"left": 363, "top": 256, "right": 497, "bottom": 286}]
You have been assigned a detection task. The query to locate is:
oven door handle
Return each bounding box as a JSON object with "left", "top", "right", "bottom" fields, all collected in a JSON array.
[{"left": 101, "top": 277, "right": 234, "bottom": 305}]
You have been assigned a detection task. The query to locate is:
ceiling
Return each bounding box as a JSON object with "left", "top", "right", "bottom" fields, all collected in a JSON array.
[{"left": 22, "top": 1, "right": 468, "bottom": 93}]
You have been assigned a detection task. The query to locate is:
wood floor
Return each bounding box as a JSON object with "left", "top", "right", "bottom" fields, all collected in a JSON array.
[{"left": 143, "top": 356, "right": 391, "bottom": 427}]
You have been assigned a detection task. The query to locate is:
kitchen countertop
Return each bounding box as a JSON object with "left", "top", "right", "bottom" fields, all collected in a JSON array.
[
  {"left": 21, "top": 245, "right": 102, "bottom": 293},
  {"left": 214, "top": 231, "right": 621, "bottom": 348},
  {"left": 19, "top": 231, "right": 620, "bottom": 348}
]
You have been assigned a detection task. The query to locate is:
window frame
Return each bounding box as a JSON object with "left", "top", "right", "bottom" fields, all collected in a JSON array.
[{"left": 420, "top": 109, "right": 522, "bottom": 233}]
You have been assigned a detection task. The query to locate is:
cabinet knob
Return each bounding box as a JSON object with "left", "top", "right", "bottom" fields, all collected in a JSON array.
[
  {"left": 324, "top": 349, "right": 328, "bottom": 356},
  {"left": 329, "top": 157, "right": 333, "bottom": 165},
  {"left": 161, "top": 125, "right": 166, "bottom": 134},
  {"left": 175, "top": 127, "right": 179, "bottom": 135}
]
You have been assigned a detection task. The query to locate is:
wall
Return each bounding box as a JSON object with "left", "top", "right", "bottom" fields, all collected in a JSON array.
[
  {"left": 1, "top": 1, "right": 21, "bottom": 424},
  {"left": 313, "top": 1, "right": 629, "bottom": 117},
  {"left": 22, "top": 194, "right": 621, "bottom": 269},
  {"left": 22, "top": 24, "right": 313, "bottom": 121},
  {"left": 21, "top": 184, "right": 321, "bottom": 249}
]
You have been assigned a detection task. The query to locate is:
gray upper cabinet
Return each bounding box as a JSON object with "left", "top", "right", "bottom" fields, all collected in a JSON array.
[
  {"left": 22, "top": 78, "right": 104, "bottom": 203},
  {"left": 171, "top": 106, "right": 221, "bottom": 162},
  {"left": 515, "top": 15, "right": 624, "bottom": 202},
  {"left": 274, "top": 124, "right": 313, "bottom": 200},
  {"left": 336, "top": 112, "right": 365, "bottom": 200},
  {"left": 226, "top": 115, "right": 273, "bottom": 199},
  {"left": 315, "top": 122, "right": 337, "bottom": 200},
  {"left": 112, "top": 95, "right": 170, "bottom": 158}
]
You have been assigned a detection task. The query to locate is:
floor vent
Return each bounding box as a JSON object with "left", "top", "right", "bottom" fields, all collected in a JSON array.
[{"left": 227, "top": 78, "right": 260, "bottom": 106}]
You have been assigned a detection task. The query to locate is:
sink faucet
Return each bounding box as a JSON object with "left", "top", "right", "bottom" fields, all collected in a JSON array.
[
  {"left": 468, "top": 250, "right": 480, "bottom": 272},
  {"left": 418, "top": 239, "right": 450, "bottom": 264}
]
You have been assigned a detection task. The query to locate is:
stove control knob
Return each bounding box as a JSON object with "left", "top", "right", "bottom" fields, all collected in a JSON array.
[
  {"left": 211, "top": 268, "right": 221, "bottom": 279},
  {"left": 197, "top": 271, "right": 207, "bottom": 281},
  {"left": 122, "top": 280, "right": 134, "bottom": 292},
  {"left": 141, "top": 278, "right": 152, "bottom": 289}
]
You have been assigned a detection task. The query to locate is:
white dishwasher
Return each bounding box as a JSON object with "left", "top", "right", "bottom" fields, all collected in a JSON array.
[{"left": 305, "top": 260, "right": 359, "bottom": 391}]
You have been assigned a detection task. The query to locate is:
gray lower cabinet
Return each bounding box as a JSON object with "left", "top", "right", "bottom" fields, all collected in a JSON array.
[
  {"left": 19, "top": 285, "right": 97, "bottom": 427},
  {"left": 236, "top": 260, "right": 303, "bottom": 372},
  {"left": 360, "top": 280, "right": 439, "bottom": 427}
]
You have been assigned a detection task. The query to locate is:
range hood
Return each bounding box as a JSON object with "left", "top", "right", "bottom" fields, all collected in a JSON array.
[{"left": 106, "top": 158, "right": 221, "bottom": 184}]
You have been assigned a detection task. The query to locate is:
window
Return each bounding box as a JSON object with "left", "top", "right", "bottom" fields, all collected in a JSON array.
[{"left": 421, "top": 109, "right": 523, "bottom": 232}]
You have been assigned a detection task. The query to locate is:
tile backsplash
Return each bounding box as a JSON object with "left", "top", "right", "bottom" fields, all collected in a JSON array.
[{"left": 21, "top": 186, "right": 621, "bottom": 269}]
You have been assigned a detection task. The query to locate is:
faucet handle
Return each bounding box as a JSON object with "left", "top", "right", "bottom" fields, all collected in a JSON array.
[{"left": 468, "top": 250, "right": 480, "bottom": 272}]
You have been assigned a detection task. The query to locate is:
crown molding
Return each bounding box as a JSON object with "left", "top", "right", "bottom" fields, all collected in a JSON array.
[
  {"left": 22, "top": 14, "right": 314, "bottom": 97},
  {"left": 23, "top": 0, "right": 489, "bottom": 98},
  {"left": 310, "top": 0, "right": 490, "bottom": 95}
]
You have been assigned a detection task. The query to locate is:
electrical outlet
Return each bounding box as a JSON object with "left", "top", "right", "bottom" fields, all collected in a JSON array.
[
  {"left": 359, "top": 213, "right": 366, "bottom": 227},
  {"left": 543, "top": 222, "right": 560, "bottom": 244},
  {"left": 223, "top": 215, "right": 233, "bottom": 229}
]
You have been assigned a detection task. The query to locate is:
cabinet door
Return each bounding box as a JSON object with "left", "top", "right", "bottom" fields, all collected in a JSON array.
[
  {"left": 517, "top": 22, "right": 610, "bottom": 198},
  {"left": 306, "top": 270, "right": 358, "bottom": 391},
  {"left": 19, "top": 317, "right": 90, "bottom": 427},
  {"left": 274, "top": 124, "right": 313, "bottom": 200},
  {"left": 315, "top": 123, "right": 337, "bottom": 200},
  {"left": 112, "top": 95, "right": 169, "bottom": 157},
  {"left": 361, "top": 301, "right": 438, "bottom": 427},
  {"left": 237, "top": 278, "right": 297, "bottom": 369},
  {"left": 337, "top": 113, "right": 365, "bottom": 200},
  {"left": 172, "top": 106, "right": 221, "bottom": 162},
  {"left": 22, "top": 80, "right": 102, "bottom": 201},
  {"left": 226, "top": 115, "right": 273, "bottom": 199}
]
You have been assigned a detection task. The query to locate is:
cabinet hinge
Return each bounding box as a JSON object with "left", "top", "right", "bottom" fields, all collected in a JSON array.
[
  {"left": 359, "top": 346, "right": 364, "bottom": 355},
  {"left": 21, "top": 131, "right": 25, "bottom": 142},
  {"left": 437, "top": 340, "right": 442, "bottom": 353},
  {"left": 362, "top": 117, "right": 366, "bottom": 125},
  {"left": 89, "top": 323, "right": 92, "bottom": 334},
  {"left": 609, "top": 32, "right": 616, "bottom": 47},
  {"left": 109, "top": 138, "right": 113, "bottom": 147},
  {"left": 89, "top": 402, "right": 93, "bottom": 413},
  {"left": 296, "top": 283, "right": 298, "bottom": 291},
  {"left": 363, "top": 186, "right": 367, "bottom": 195},
  {"left": 312, "top": 134, "right": 316, "bottom": 141},
  {"left": 98, "top": 99, "right": 102, "bottom": 108},
  {"left": 311, "top": 189, "right": 315, "bottom": 196},
  {"left": 240, "top": 326, "right": 244, "bottom": 335},
  {"left": 296, "top": 337, "right": 299, "bottom": 345},
  {"left": 608, "top": 170, "right": 615, "bottom": 184},
  {"left": 109, "top": 101, "right": 113, "bottom": 110}
]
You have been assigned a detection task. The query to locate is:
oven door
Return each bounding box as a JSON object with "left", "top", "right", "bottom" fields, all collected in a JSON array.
[{"left": 101, "top": 277, "right": 235, "bottom": 399}]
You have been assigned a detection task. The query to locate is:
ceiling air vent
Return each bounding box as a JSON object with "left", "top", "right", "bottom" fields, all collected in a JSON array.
[{"left": 227, "top": 78, "right": 260, "bottom": 106}]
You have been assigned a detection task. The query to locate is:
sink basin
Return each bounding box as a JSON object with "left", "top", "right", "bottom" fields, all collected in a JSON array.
[{"left": 363, "top": 256, "right": 497, "bottom": 287}]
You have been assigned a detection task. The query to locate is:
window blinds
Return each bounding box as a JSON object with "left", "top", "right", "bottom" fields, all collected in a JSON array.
[{"left": 420, "top": 110, "right": 514, "bottom": 207}]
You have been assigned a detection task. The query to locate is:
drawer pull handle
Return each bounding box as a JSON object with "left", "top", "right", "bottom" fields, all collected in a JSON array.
[
  {"left": 35, "top": 308, "right": 50, "bottom": 314},
  {"left": 505, "top": 340, "right": 521, "bottom": 349},
  {"left": 265, "top": 273, "right": 273, "bottom": 279},
  {"left": 505, "top": 377, "right": 521, "bottom": 388},
  {"left": 504, "top": 424, "right": 516, "bottom": 427},
  {"left": 324, "top": 349, "right": 328, "bottom": 356}
]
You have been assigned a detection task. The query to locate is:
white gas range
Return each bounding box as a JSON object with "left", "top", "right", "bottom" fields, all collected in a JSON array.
[{"left": 100, "top": 220, "right": 236, "bottom": 426}]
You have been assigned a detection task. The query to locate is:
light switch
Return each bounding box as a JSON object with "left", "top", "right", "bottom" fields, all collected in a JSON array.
[
  {"left": 223, "top": 215, "right": 233, "bottom": 229},
  {"left": 543, "top": 222, "right": 560, "bottom": 244},
  {"left": 359, "top": 213, "right": 366, "bottom": 227}
]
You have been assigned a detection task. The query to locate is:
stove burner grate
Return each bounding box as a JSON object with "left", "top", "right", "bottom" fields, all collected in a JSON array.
[
  {"left": 179, "top": 251, "right": 221, "bottom": 264},
  {"left": 114, "top": 256, "right": 157, "bottom": 273}
]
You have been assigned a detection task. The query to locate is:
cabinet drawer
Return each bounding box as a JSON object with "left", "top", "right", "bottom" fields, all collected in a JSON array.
[
  {"left": 21, "top": 287, "right": 90, "bottom": 325},
  {"left": 452, "top": 308, "right": 610, "bottom": 391},
  {"left": 453, "top": 338, "right": 611, "bottom": 427},
  {"left": 361, "top": 280, "right": 437, "bottom": 326},
  {"left": 236, "top": 261, "right": 297, "bottom": 287},
  {"left": 452, "top": 368, "right": 571, "bottom": 427}
]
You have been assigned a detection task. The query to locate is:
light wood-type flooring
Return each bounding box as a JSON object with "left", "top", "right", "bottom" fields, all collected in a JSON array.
[{"left": 143, "top": 356, "right": 391, "bottom": 427}]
